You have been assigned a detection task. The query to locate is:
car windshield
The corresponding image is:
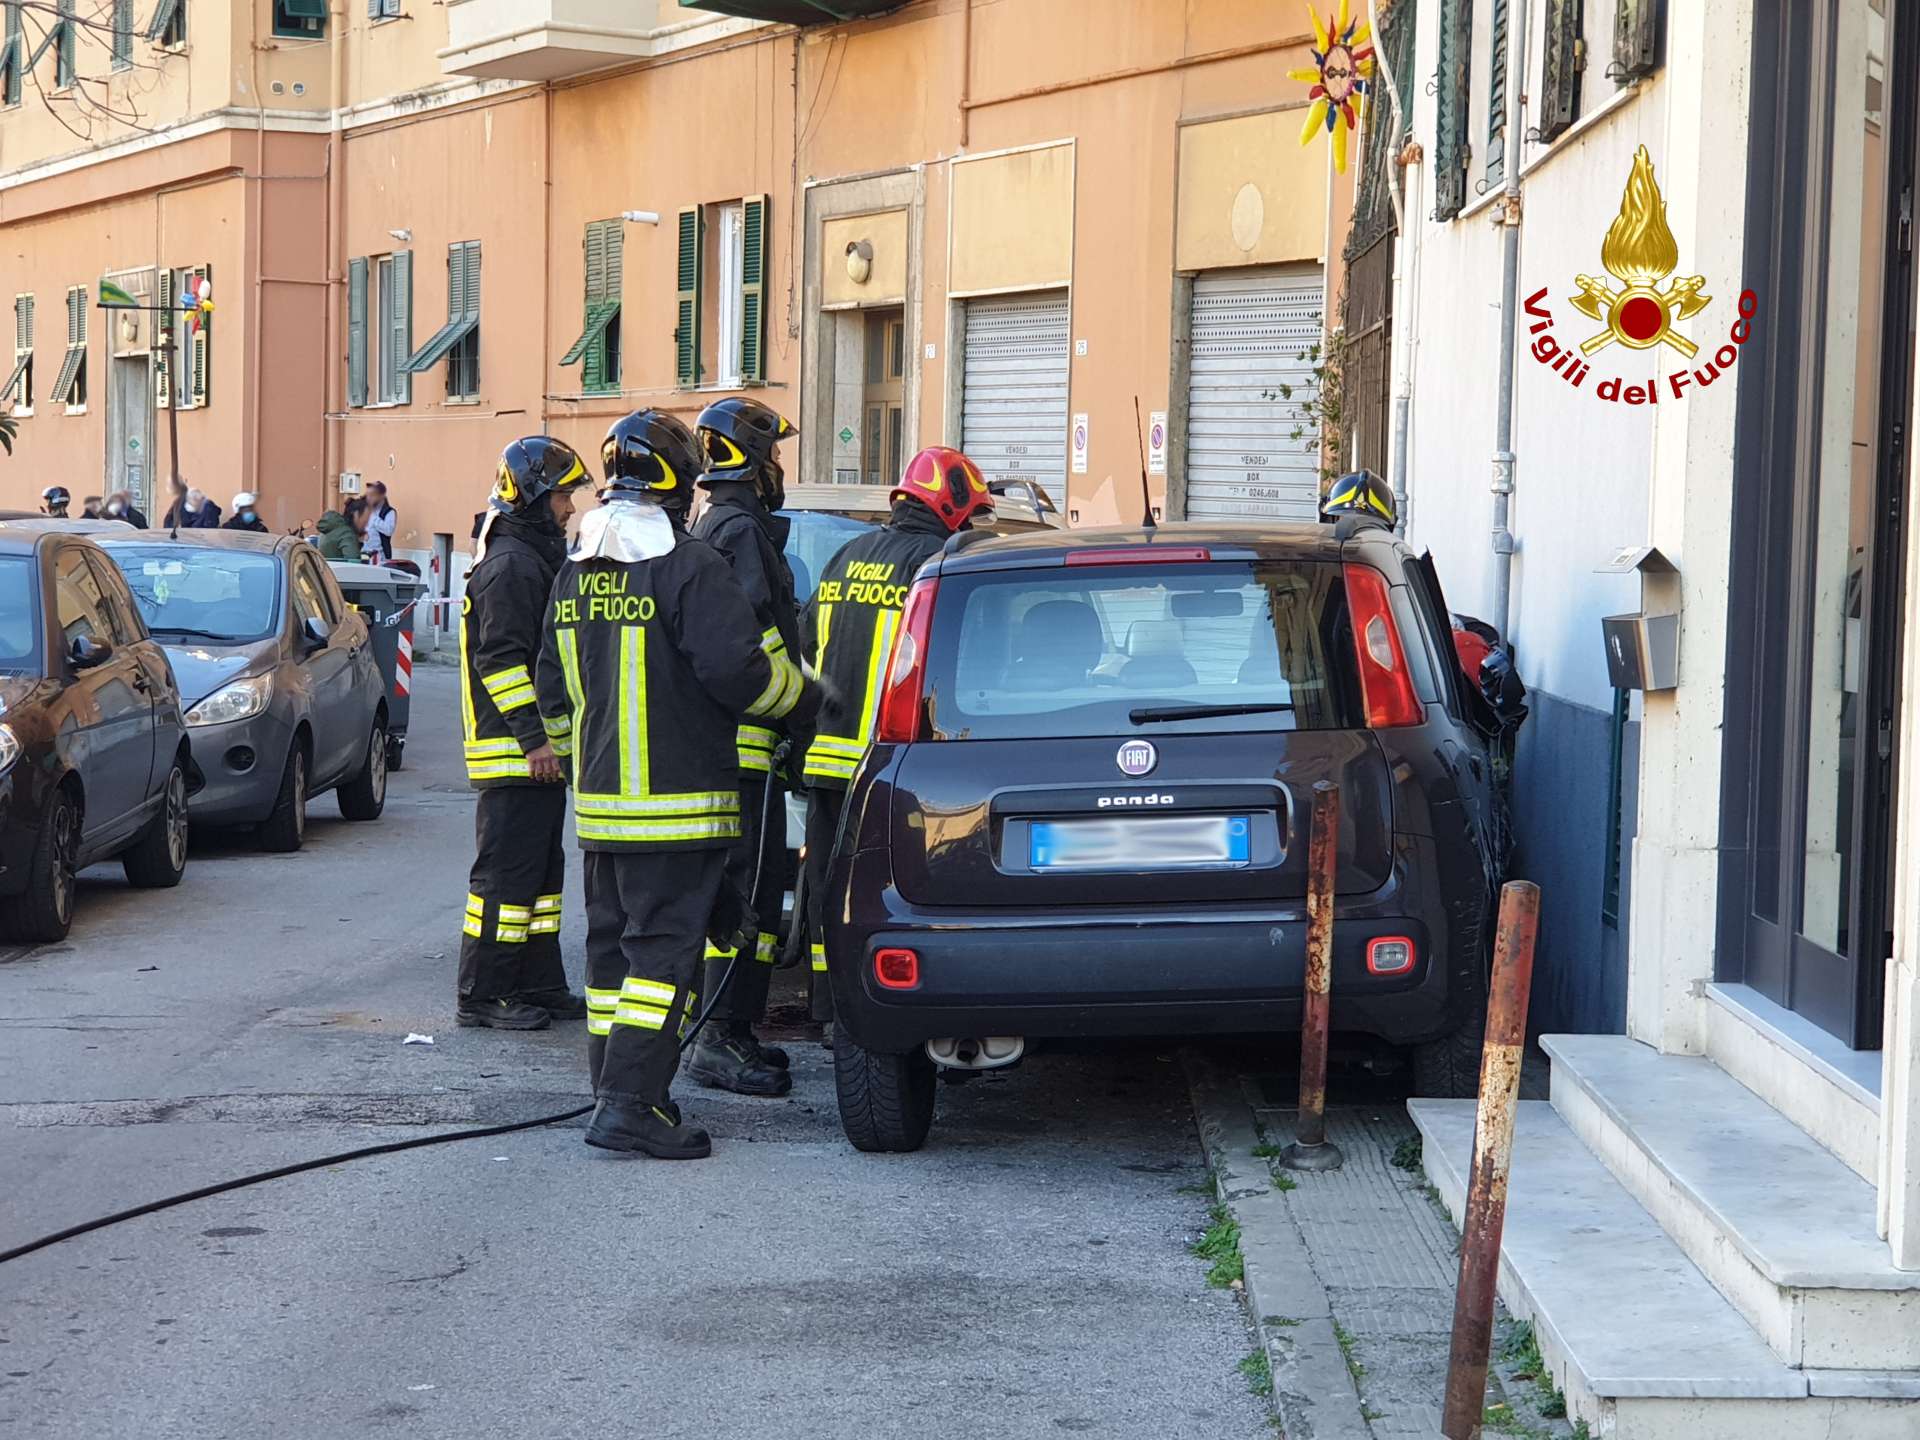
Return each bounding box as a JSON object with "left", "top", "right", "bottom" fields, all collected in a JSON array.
[
  {"left": 0, "top": 557, "right": 38, "bottom": 670},
  {"left": 925, "top": 560, "right": 1365, "bottom": 738},
  {"left": 781, "top": 510, "right": 879, "bottom": 604},
  {"left": 105, "top": 545, "right": 282, "bottom": 643}
]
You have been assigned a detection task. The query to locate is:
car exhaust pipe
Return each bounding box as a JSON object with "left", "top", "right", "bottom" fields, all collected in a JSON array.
[{"left": 926, "top": 1036, "right": 1025, "bottom": 1071}]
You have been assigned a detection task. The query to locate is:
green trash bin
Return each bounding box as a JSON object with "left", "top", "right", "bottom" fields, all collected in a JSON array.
[{"left": 328, "top": 560, "right": 425, "bottom": 772}]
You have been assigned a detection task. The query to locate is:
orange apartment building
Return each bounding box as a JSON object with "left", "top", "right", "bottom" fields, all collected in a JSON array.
[{"left": 2, "top": 0, "right": 1357, "bottom": 624}]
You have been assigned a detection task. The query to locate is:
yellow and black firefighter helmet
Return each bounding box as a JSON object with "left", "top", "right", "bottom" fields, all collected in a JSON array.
[
  {"left": 601, "top": 410, "right": 704, "bottom": 516},
  {"left": 492, "top": 436, "right": 592, "bottom": 517},
  {"left": 695, "top": 396, "right": 797, "bottom": 502},
  {"left": 1321, "top": 469, "right": 1397, "bottom": 528}
]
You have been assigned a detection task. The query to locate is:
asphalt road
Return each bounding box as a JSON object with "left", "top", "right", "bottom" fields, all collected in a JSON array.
[{"left": 0, "top": 663, "right": 1270, "bottom": 1440}]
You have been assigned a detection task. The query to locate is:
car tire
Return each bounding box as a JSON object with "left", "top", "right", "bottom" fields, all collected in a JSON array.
[
  {"left": 122, "top": 760, "right": 189, "bottom": 889},
  {"left": 258, "top": 743, "right": 308, "bottom": 853},
  {"left": 0, "top": 786, "right": 79, "bottom": 943},
  {"left": 834, "top": 1036, "right": 937, "bottom": 1153},
  {"left": 337, "top": 720, "right": 389, "bottom": 822}
]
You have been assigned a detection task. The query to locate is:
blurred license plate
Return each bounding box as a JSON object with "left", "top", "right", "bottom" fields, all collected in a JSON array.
[{"left": 1030, "top": 815, "right": 1250, "bottom": 871}]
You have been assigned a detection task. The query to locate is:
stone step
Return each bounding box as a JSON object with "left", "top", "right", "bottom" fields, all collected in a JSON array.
[
  {"left": 1411, "top": 1098, "right": 1920, "bottom": 1440},
  {"left": 1544, "top": 1033, "right": 1920, "bottom": 1370}
]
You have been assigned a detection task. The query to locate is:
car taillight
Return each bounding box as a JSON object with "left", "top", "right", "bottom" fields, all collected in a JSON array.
[
  {"left": 1343, "top": 563, "right": 1422, "bottom": 728},
  {"left": 874, "top": 947, "right": 921, "bottom": 989},
  {"left": 874, "top": 576, "right": 938, "bottom": 743}
]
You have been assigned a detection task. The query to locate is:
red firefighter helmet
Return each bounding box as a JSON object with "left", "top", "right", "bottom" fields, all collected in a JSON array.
[{"left": 892, "top": 447, "right": 993, "bottom": 533}]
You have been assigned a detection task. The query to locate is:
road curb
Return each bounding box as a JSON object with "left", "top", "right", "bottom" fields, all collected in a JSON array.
[{"left": 1185, "top": 1050, "right": 1375, "bottom": 1440}]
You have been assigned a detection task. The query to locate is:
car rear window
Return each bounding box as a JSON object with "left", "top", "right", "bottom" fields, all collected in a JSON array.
[
  {"left": 0, "top": 557, "right": 37, "bottom": 669},
  {"left": 781, "top": 510, "right": 878, "bottom": 604},
  {"left": 925, "top": 560, "right": 1364, "bottom": 739},
  {"left": 104, "top": 545, "right": 282, "bottom": 643}
]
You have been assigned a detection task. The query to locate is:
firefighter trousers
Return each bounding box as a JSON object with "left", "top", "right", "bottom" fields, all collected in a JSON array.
[
  {"left": 702, "top": 775, "right": 784, "bottom": 1027},
  {"left": 459, "top": 784, "right": 568, "bottom": 1002},
  {"left": 584, "top": 847, "right": 726, "bottom": 1106},
  {"left": 803, "top": 786, "right": 848, "bottom": 1023}
]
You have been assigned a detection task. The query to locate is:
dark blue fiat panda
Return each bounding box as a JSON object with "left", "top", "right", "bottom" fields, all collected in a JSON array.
[{"left": 823, "top": 519, "right": 1510, "bottom": 1151}]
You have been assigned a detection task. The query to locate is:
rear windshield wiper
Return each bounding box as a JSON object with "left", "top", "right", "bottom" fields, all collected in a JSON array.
[{"left": 1129, "top": 702, "right": 1296, "bottom": 724}]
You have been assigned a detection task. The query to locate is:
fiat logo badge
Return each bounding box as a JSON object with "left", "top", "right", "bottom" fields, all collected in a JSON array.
[{"left": 1116, "top": 739, "right": 1158, "bottom": 777}]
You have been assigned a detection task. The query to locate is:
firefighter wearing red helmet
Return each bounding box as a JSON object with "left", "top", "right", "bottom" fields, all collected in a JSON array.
[{"left": 798, "top": 447, "right": 993, "bottom": 1021}]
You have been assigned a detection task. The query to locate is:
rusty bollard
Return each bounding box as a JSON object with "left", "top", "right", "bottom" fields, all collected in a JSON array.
[
  {"left": 1440, "top": 880, "right": 1542, "bottom": 1440},
  {"left": 1281, "top": 780, "right": 1343, "bottom": 1172}
]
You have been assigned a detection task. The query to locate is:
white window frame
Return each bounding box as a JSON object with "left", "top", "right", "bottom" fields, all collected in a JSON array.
[{"left": 714, "top": 202, "right": 745, "bottom": 390}]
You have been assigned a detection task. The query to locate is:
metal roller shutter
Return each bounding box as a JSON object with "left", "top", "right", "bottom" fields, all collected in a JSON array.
[
  {"left": 1185, "top": 266, "right": 1326, "bottom": 522},
  {"left": 961, "top": 291, "right": 1070, "bottom": 495}
]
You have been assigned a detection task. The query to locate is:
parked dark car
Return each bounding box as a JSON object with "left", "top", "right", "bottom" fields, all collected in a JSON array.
[
  {"left": 0, "top": 522, "right": 194, "bottom": 941},
  {"left": 823, "top": 519, "right": 1512, "bottom": 1151},
  {"left": 95, "top": 531, "right": 389, "bottom": 851}
]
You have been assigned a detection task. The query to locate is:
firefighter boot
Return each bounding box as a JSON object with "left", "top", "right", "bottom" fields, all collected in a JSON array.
[
  {"left": 456, "top": 996, "right": 552, "bottom": 1030},
  {"left": 687, "top": 1025, "right": 793, "bottom": 1097},
  {"left": 520, "top": 987, "right": 589, "bottom": 1020},
  {"left": 583, "top": 1099, "right": 712, "bottom": 1160},
  {"left": 752, "top": 1033, "right": 791, "bottom": 1069}
]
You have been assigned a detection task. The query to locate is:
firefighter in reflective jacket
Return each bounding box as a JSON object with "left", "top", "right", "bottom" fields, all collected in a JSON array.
[
  {"left": 686, "top": 396, "right": 802, "bottom": 1097},
  {"left": 457, "top": 437, "right": 594, "bottom": 1030},
  {"left": 800, "top": 447, "right": 993, "bottom": 1020},
  {"left": 536, "top": 410, "right": 820, "bottom": 1160}
]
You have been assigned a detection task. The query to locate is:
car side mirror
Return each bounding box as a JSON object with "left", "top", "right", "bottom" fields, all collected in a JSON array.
[
  {"left": 302, "top": 616, "right": 332, "bottom": 651},
  {"left": 70, "top": 635, "right": 114, "bottom": 670}
]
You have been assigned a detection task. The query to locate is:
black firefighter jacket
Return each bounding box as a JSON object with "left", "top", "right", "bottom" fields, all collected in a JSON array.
[
  {"left": 799, "top": 501, "right": 948, "bottom": 788},
  {"left": 535, "top": 527, "right": 816, "bottom": 851},
  {"left": 460, "top": 516, "right": 569, "bottom": 787},
  {"left": 691, "top": 482, "right": 802, "bottom": 777}
]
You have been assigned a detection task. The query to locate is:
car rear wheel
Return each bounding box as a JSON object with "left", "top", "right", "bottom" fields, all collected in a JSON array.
[
  {"left": 258, "top": 744, "right": 308, "bottom": 853},
  {"left": 0, "top": 788, "right": 78, "bottom": 943},
  {"left": 834, "top": 1036, "right": 937, "bottom": 1153},
  {"left": 337, "top": 719, "right": 388, "bottom": 821},
  {"left": 122, "top": 761, "right": 189, "bottom": 888}
]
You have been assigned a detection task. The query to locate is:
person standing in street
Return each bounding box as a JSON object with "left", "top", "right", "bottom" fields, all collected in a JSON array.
[
  {"left": 456, "top": 437, "right": 594, "bottom": 1031},
  {"left": 164, "top": 487, "right": 222, "bottom": 529},
  {"left": 223, "top": 492, "right": 269, "bottom": 533},
  {"left": 800, "top": 448, "right": 993, "bottom": 1022},
  {"left": 39, "top": 486, "right": 69, "bottom": 518},
  {"left": 685, "top": 397, "right": 803, "bottom": 1099},
  {"left": 535, "top": 410, "right": 819, "bottom": 1160},
  {"left": 363, "top": 481, "right": 397, "bottom": 565},
  {"left": 102, "top": 490, "right": 148, "bottom": 528}
]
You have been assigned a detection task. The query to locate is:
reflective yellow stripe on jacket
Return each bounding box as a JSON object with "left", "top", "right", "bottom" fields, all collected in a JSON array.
[
  {"left": 736, "top": 626, "right": 791, "bottom": 772},
  {"left": 459, "top": 613, "right": 532, "bottom": 783},
  {"left": 803, "top": 604, "right": 898, "bottom": 783}
]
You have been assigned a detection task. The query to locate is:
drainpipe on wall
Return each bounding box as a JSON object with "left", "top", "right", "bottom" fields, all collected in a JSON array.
[
  {"left": 248, "top": 0, "right": 269, "bottom": 501},
  {"left": 1488, "top": 0, "right": 1530, "bottom": 639},
  {"left": 323, "top": 0, "right": 347, "bottom": 504}
]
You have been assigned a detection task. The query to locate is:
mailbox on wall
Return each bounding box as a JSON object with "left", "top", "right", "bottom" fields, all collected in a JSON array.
[{"left": 1597, "top": 543, "right": 1679, "bottom": 692}]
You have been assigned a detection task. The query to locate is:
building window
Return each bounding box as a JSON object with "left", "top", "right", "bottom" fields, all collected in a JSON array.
[
  {"left": 154, "top": 266, "right": 211, "bottom": 410},
  {"left": 49, "top": 286, "right": 86, "bottom": 412},
  {"left": 5, "top": 294, "right": 31, "bottom": 415},
  {"left": 2, "top": 4, "right": 22, "bottom": 106},
  {"left": 367, "top": 0, "right": 400, "bottom": 16},
  {"left": 375, "top": 252, "right": 413, "bottom": 404},
  {"left": 273, "top": 0, "right": 324, "bottom": 40},
  {"left": 1432, "top": 0, "right": 1473, "bottom": 220},
  {"left": 55, "top": 0, "right": 74, "bottom": 88},
  {"left": 402, "top": 241, "right": 480, "bottom": 400},
  {"left": 145, "top": 0, "right": 187, "bottom": 47},
  {"left": 676, "top": 194, "right": 769, "bottom": 389},
  {"left": 560, "top": 218, "right": 622, "bottom": 395},
  {"left": 112, "top": 0, "right": 132, "bottom": 67}
]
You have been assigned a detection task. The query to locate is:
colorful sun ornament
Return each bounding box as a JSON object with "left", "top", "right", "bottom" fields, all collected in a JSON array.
[{"left": 1289, "top": 1, "right": 1374, "bottom": 174}]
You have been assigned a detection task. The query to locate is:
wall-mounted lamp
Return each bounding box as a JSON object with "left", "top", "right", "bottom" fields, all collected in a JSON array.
[
  {"left": 388, "top": 228, "right": 412, "bottom": 243},
  {"left": 845, "top": 239, "right": 873, "bottom": 285},
  {"left": 622, "top": 210, "right": 661, "bottom": 225}
]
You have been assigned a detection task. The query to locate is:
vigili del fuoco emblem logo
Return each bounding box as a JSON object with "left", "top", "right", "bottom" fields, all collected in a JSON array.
[{"left": 1524, "top": 144, "right": 1758, "bottom": 405}]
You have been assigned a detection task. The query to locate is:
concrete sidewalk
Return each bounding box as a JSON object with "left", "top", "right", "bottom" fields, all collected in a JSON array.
[{"left": 1187, "top": 1052, "right": 1582, "bottom": 1439}]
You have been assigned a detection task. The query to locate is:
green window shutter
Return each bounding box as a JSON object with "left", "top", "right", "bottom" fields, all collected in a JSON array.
[
  {"left": 462, "top": 241, "right": 481, "bottom": 323},
  {"left": 55, "top": 0, "right": 73, "bottom": 88},
  {"left": 112, "top": 0, "right": 131, "bottom": 67},
  {"left": 1433, "top": 0, "right": 1473, "bottom": 220},
  {"left": 602, "top": 219, "right": 623, "bottom": 390},
  {"left": 446, "top": 241, "right": 466, "bottom": 325},
  {"left": 347, "top": 256, "right": 367, "bottom": 407},
  {"left": 390, "top": 250, "right": 412, "bottom": 404},
  {"left": 1613, "top": 0, "right": 1658, "bottom": 80},
  {"left": 582, "top": 221, "right": 607, "bottom": 392},
  {"left": 675, "top": 206, "right": 701, "bottom": 388},
  {"left": 1486, "top": 0, "right": 1508, "bottom": 186},
  {"left": 143, "top": 0, "right": 182, "bottom": 43},
  {"left": 191, "top": 264, "right": 211, "bottom": 406},
  {"left": 1539, "top": 0, "right": 1584, "bottom": 142},
  {"left": 3, "top": 5, "right": 21, "bottom": 107},
  {"left": 740, "top": 193, "right": 767, "bottom": 385}
]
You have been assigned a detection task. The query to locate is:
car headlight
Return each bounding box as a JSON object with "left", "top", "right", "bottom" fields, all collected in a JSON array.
[
  {"left": 185, "top": 674, "right": 274, "bottom": 728},
  {"left": 0, "top": 723, "right": 19, "bottom": 778}
]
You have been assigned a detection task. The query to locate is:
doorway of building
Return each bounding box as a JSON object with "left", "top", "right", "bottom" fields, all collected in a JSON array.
[
  {"left": 1723, "top": 0, "right": 1918, "bottom": 1048},
  {"left": 861, "top": 307, "right": 904, "bottom": 486},
  {"left": 107, "top": 354, "right": 152, "bottom": 518},
  {"left": 958, "top": 290, "right": 1070, "bottom": 496}
]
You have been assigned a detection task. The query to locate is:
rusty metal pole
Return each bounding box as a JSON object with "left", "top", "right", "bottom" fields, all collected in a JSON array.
[
  {"left": 1281, "top": 779, "right": 1343, "bottom": 1172},
  {"left": 1440, "top": 880, "right": 1541, "bottom": 1440}
]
